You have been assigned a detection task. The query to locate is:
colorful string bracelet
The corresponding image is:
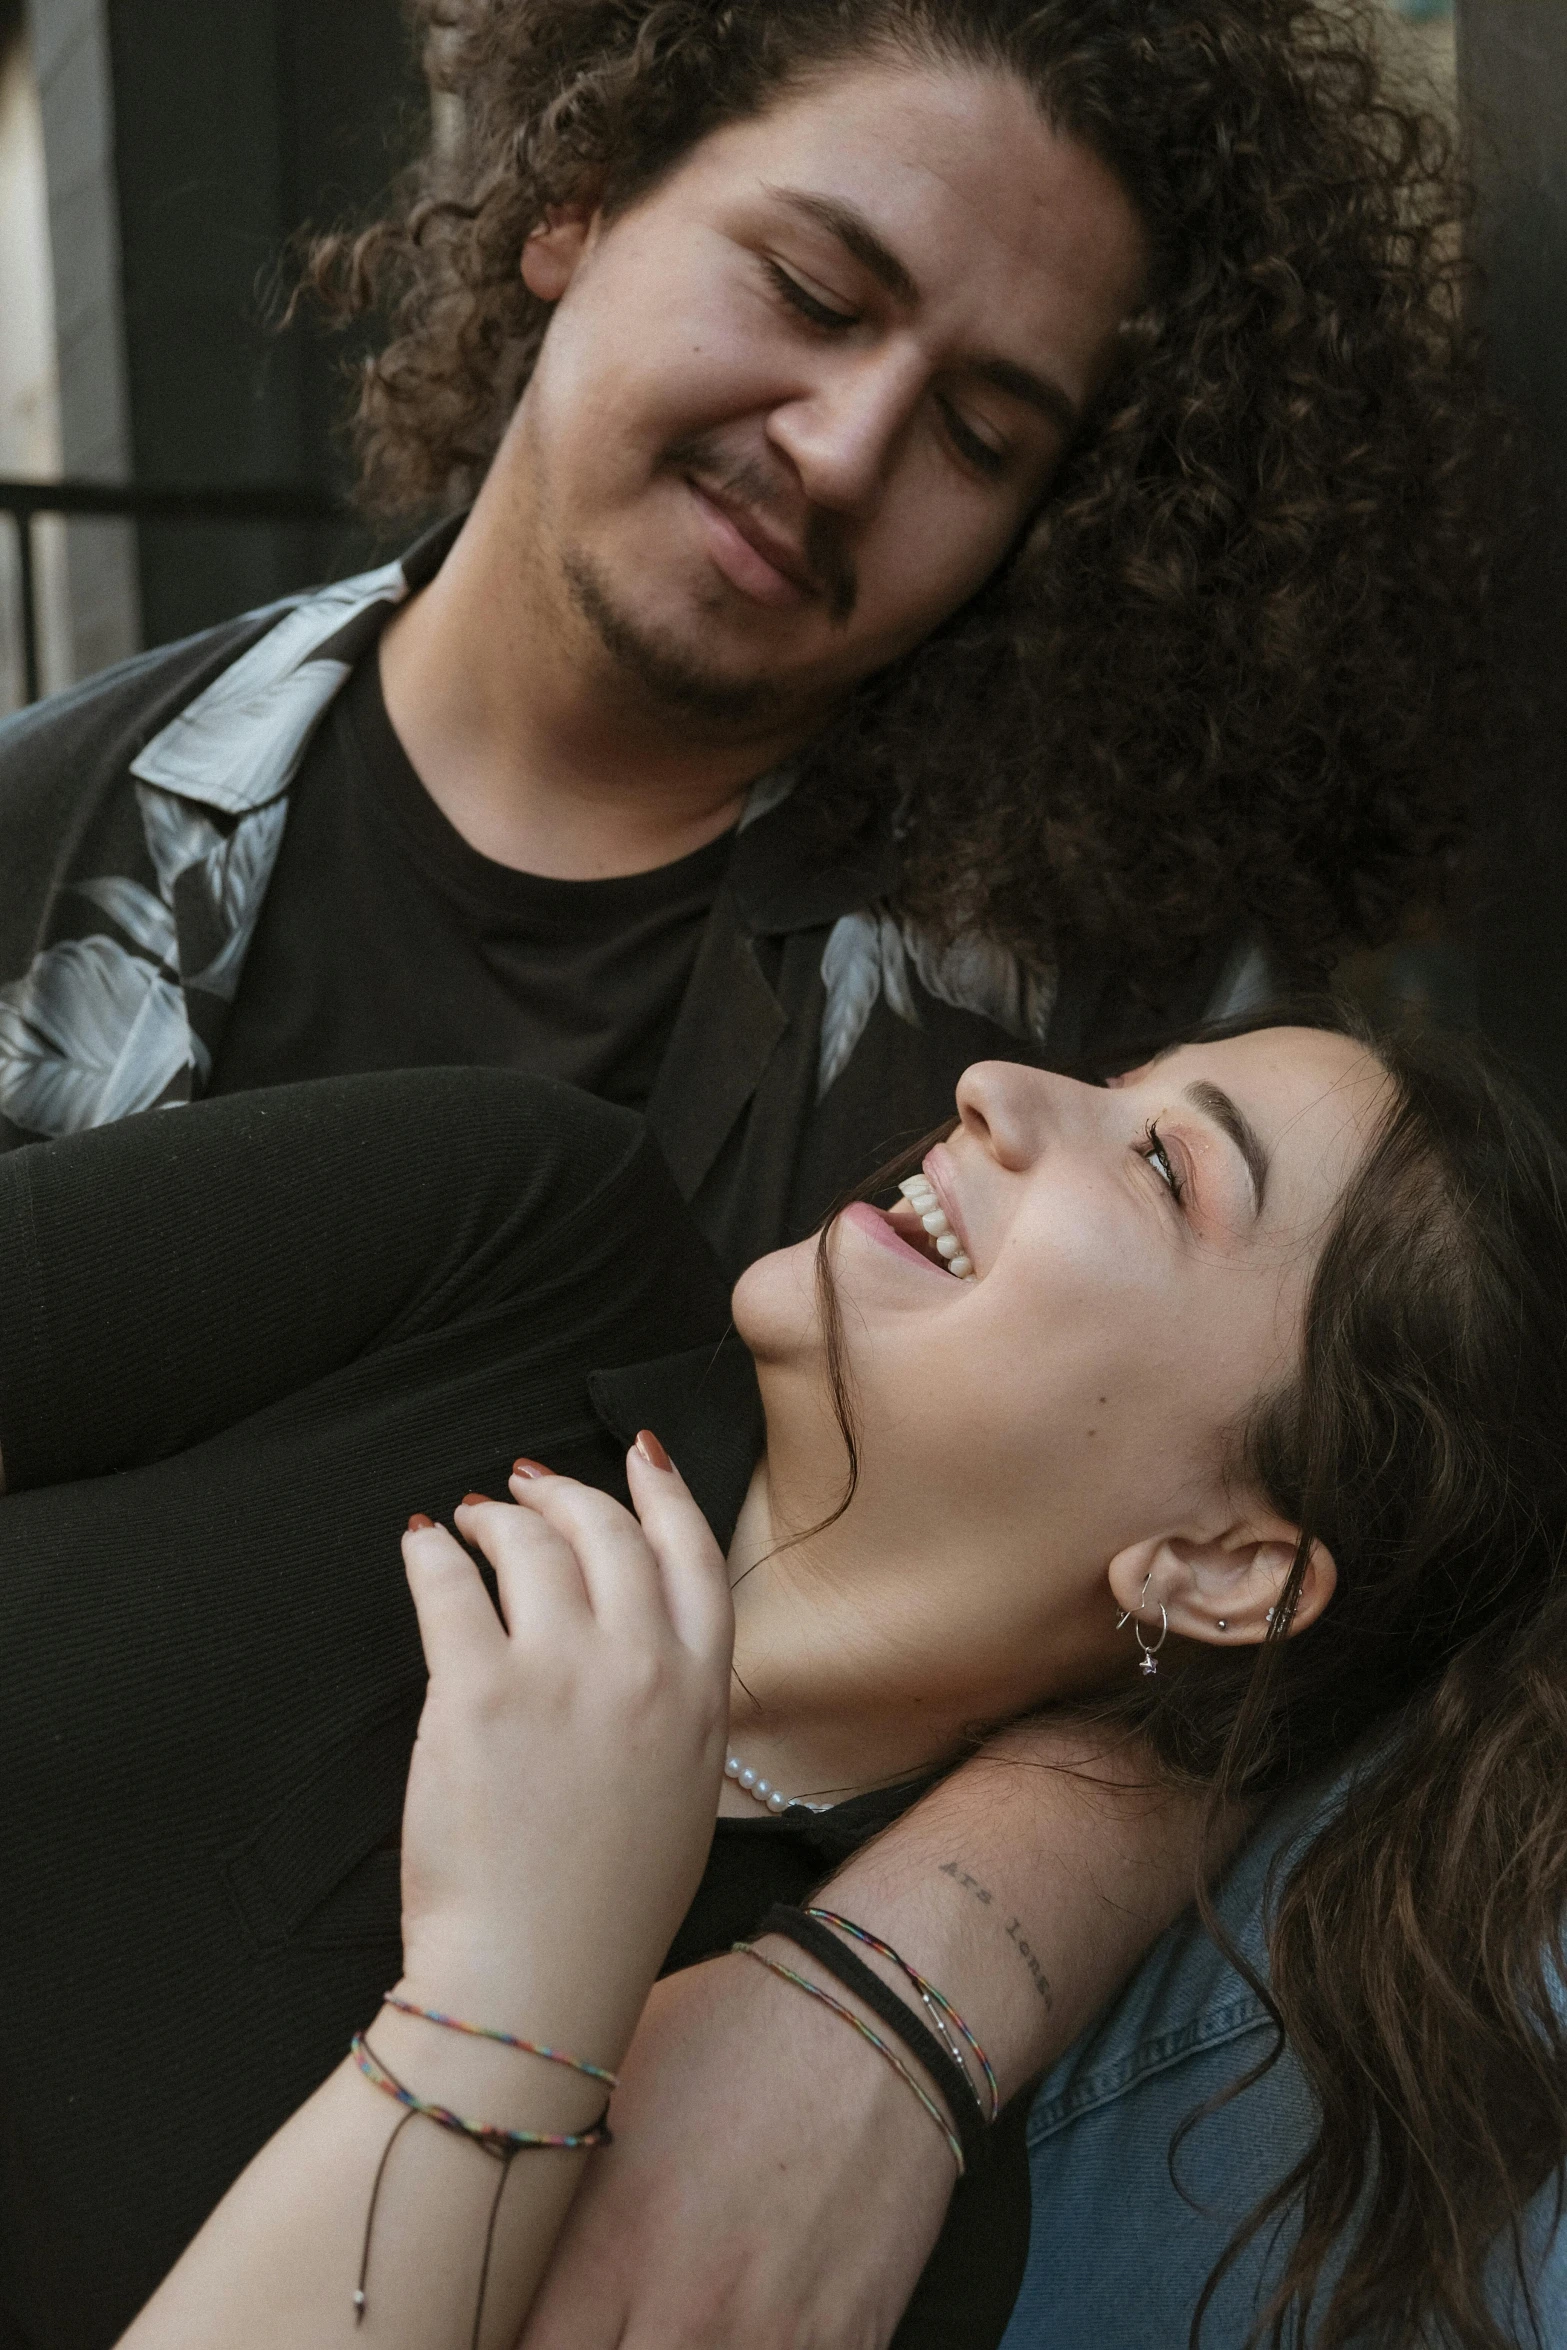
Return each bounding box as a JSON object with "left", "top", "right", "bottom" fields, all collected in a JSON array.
[
  {"left": 351, "top": 2031, "right": 613, "bottom": 2154},
  {"left": 381, "top": 1991, "right": 619, "bottom": 2084},
  {"left": 350, "top": 2030, "right": 612, "bottom": 2348},
  {"left": 733, "top": 1940, "right": 965, "bottom": 2177},
  {"left": 805, "top": 1907, "right": 1000, "bottom": 2121}
]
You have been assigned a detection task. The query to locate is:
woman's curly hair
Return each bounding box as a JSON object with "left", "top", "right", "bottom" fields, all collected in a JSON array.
[{"left": 302, "top": 0, "right": 1501, "bottom": 1000}]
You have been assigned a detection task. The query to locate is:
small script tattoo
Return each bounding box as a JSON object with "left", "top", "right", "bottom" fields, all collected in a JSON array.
[
  {"left": 1004, "top": 1913, "right": 1053, "bottom": 2006},
  {"left": 939, "top": 1861, "right": 1053, "bottom": 2006}
]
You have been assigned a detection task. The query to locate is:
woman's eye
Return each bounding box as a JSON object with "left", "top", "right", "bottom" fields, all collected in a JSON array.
[
  {"left": 764, "top": 258, "right": 858, "bottom": 331},
  {"left": 937, "top": 397, "right": 1008, "bottom": 479},
  {"left": 1142, "top": 1121, "right": 1185, "bottom": 1204}
]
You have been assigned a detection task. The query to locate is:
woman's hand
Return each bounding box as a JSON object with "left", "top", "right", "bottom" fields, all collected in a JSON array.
[
  {"left": 396, "top": 1439, "right": 733, "bottom": 2068},
  {"left": 118, "top": 1447, "right": 733, "bottom": 2348}
]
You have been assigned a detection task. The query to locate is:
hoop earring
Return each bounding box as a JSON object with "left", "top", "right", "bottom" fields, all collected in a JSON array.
[{"left": 1115, "top": 1572, "right": 1169, "bottom": 1678}]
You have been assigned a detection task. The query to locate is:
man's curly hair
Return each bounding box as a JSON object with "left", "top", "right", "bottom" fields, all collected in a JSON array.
[{"left": 303, "top": 0, "right": 1500, "bottom": 1000}]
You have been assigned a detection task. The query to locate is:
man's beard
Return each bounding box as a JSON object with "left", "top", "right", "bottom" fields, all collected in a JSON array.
[
  {"left": 561, "top": 547, "right": 803, "bottom": 731},
  {"left": 559, "top": 428, "right": 859, "bottom": 733}
]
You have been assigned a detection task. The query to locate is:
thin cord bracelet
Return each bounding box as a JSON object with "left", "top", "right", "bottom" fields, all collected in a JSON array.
[
  {"left": 351, "top": 2031, "right": 613, "bottom": 2348},
  {"left": 351, "top": 2032, "right": 613, "bottom": 2153},
  {"left": 734, "top": 1941, "right": 965, "bottom": 2178},
  {"left": 804, "top": 1908, "right": 1000, "bottom": 2122},
  {"left": 753, "top": 1904, "right": 988, "bottom": 2171},
  {"left": 381, "top": 1991, "right": 619, "bottom": 2085}
]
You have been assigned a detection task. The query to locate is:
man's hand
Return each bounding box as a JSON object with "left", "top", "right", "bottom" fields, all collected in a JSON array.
[{"left": 516, "top": 1952, "right": 956, "bottom": 2350}]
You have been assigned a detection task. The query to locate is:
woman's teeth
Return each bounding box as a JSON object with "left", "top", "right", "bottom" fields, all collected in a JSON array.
[{"left": 897, "top": 1176, "right": 974, "bottom": 1279}]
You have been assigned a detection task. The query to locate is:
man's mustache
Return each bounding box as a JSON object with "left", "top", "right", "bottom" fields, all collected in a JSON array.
[{"left": 664, "top": 434, "right": 858, "bottom": 625}]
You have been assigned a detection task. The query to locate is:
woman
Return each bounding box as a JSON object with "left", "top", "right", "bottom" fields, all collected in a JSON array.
[{"left": 1, "top": 1018, "right": 1563, "bottom": 2348}]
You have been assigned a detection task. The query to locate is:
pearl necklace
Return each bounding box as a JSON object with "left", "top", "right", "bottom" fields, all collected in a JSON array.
[{"left": 724, "top": 1751, "right": 828, "bottom": 1815}]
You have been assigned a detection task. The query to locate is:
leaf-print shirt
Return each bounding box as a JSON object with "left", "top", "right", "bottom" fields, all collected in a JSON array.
[{"left": 0, "top": 515, "right": 1255, "bottom": 1271}]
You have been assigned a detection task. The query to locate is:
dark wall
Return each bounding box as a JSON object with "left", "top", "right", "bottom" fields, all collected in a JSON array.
[
  {"left": 1456, "top": 0, "right": 1567, "bottom": 1116},
  {"left": 106, "top": 0, "right": 423, "bottom": 646}
]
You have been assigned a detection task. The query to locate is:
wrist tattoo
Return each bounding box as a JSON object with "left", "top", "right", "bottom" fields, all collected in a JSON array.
[{"left": 940, "top": 1862, "right": 1053, "bottom": 2007}]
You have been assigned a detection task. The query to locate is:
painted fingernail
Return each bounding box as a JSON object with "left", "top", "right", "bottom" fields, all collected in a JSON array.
[
  {"left": 407, "top": 1513, "right": 434, "bottom": 1532},
  {"left": 460, "top": 1493, "right": 494, "bottom": 1507},
  {"left": 511, "top": 1459, "right": 553, "bottom": 1480},
  {"left": 635, "top": 1429, "right": 673, "bottom": 1472}
]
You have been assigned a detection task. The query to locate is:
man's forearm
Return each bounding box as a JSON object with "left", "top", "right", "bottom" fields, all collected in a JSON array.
[
  {"left": 796, "top": 1719, "right": 1237, "bottom": 2100},
  {"left": 515, "top": 1727, "right": 1247, "bottom": 2350}
]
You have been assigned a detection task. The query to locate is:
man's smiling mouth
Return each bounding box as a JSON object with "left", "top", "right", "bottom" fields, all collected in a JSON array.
[
  {"left": 666, "top": 437, "right": 858, "bottom": 622},
  {"left": 688, "top": 475, "right": 816, "bottom": 596},
  {"left": 685, "top": 476, "right": 817, "bottom": 610}
]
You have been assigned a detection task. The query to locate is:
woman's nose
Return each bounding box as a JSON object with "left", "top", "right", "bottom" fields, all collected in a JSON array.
[
  {"left": 955, "top": 1060, "right": 1053, "bottom": 1171},
  {"left": 956, "top": 1060, "right": 1105, "bottom": 1172}
]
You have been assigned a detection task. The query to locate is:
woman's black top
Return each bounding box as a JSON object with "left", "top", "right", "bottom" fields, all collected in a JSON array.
[{"left": 0, "top": 1070, "right": 1030, "bottom": 2350}]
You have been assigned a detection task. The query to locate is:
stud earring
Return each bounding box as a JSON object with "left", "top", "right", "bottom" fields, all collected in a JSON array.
[
  {"left": 1216, "top": 1619, "right": 1229, "bottom": 1632},
  {"left": 1116, "top": 1572, "right": 1169, "bottom": 1677}
]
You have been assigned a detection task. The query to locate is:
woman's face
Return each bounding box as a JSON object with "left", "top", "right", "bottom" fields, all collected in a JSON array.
[{"left": 734, "top": 1028, "right": 1390, "bottom": 1705}]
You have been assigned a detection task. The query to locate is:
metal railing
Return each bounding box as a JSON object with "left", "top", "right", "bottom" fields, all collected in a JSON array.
[{"left": 0, "top": 476, "right": 350, "bottom": 706}]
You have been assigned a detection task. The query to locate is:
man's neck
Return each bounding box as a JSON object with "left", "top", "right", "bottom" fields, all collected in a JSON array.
[{"left": 378, "top": 480, "right": 816, "bottom": 882}]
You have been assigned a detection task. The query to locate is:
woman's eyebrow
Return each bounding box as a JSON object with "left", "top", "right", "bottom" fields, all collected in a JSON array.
[{"left": 1184, "top": 1080, "right": 1269, "bottom": 1215}]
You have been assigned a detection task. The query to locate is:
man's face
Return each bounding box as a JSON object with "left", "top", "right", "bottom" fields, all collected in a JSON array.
[{"left": 511, "top": 56, "right": 1149, "bottom": 730}]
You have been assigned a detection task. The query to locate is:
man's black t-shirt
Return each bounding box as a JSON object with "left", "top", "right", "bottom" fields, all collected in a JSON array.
[{"left": 211, "top": 650, "right": 736, "bottom": 1113}]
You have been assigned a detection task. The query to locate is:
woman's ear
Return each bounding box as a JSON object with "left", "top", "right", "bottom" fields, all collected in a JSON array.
[
  {"left": 521, "top": 201, "right": 598, "bottom": 302},
  {"left": 1107, "top": 1514, "right": 1337, "bottom": 1649}
]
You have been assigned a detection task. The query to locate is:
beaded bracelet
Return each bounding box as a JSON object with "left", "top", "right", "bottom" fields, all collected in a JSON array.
[
  {"left": 351, "top": 2026, "right": 613, "bottom": 2348},
  {"left": 734, "top": 1941, "right": 965, "bottom": 2177},
  {"left": 805, "top": 1908, "right": 1000, "bottom": 2121}
]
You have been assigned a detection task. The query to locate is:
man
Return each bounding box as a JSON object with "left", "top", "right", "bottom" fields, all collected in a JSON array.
[{"left": 0, "top": 1, "right": 1491, "bottom": 2342}]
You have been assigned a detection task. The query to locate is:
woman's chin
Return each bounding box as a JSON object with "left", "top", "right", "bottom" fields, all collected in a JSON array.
[
  {"left": 734, "top": 1205, "right": 963, "bottom": 1371},
  {"left": 731, "top": 1236, "right": 822, "bottom": 1364}
]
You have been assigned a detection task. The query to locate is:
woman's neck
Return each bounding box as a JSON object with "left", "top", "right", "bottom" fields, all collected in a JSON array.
[
  {"left": 717, "top": 1414, "right": 1132, "bottom": 1818},
  {"left": 719, "top": 1458, "right": 998, "bottom": 1813}
]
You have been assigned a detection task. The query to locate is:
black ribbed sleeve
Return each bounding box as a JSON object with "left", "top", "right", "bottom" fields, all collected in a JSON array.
[
  {"left": 0, "top": 1068, "right": 717, "bottom": 1492},
  {"left": 0, "top": 1066, "right": 1030, "bottom": 2350}
]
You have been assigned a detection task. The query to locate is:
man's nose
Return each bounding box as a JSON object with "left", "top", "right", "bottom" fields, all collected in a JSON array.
[{"left": 765, "top": 345, "right": 926, "bottom": 519}]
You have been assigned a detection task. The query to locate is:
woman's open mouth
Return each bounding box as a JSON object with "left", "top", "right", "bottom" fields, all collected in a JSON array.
[{"left": 886, "top": 1173, "right": 975, "bottom": 1280}]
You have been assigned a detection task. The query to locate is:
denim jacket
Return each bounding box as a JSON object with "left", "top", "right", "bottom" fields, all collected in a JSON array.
[{"left": 1003, "top": 1760, "right": 1567, "bottom": 2345}]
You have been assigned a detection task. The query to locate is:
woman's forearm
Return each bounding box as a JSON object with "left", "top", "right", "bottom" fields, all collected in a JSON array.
[{"left": 118, "top": 2005, "right": 602, "bottom": 2350}]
